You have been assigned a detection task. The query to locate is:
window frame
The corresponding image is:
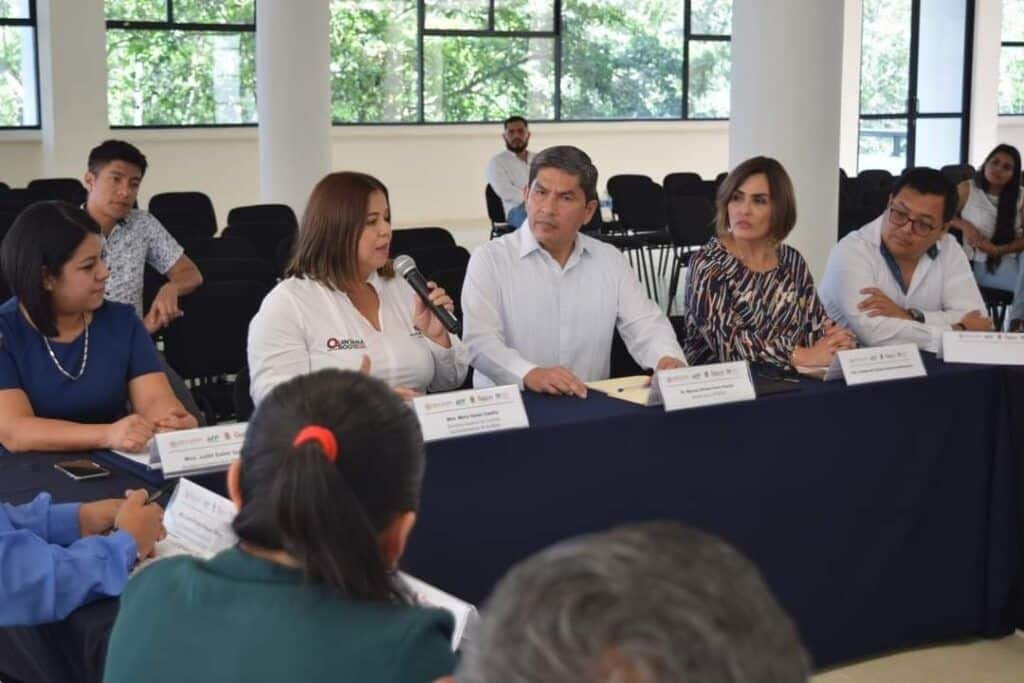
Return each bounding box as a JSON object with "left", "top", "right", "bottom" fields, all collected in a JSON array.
[
  {"left": 105, "top": 0, "right": 257, "bottom": 129},
  {"left": 1000, "top": 39, "right": 1024, "bottom": 116},
  {"left": 331, "top": 0, "right": 732, "bottom": 126},
  {"left": 0, "top": 0, "right": 41, "bottom": 130}
]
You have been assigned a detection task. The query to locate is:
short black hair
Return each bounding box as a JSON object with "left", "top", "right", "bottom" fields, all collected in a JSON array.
[
  {"left": 504, "top": 116, "right": 528, "bottom": 129},
  {"left": 87, "top": 139, "right": 148, "bottom": 177},
  {"left": 891, "top": 167, "right": 958, "bottom": 222},
  {"left": 0, "top": 202, "right": 101, "bottom": 338},
  {"left": 528, "top": 145, "right": 599, "bottom": 203}
]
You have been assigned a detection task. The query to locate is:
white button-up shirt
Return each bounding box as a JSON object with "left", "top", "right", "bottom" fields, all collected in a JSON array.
[
  {"left": 247, "top": 273, "right": 469, "bottom": 404},
  {"left": 462, "top": 224, "right": 686, "bottom": 387},
  {"left": 486, "top": 149, "right": 535, "bottom": 214},
  {"left": 819, "top": 214, "right": 986, "bottom": 353}
]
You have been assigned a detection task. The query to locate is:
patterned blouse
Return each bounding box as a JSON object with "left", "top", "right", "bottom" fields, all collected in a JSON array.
[{"left": 682, "top": 237, "right": 830, "bottom": 368}]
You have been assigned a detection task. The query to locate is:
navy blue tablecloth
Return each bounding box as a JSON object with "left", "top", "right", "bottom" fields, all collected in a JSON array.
[
  {"left": 404, "top": 356, "right": 1019, "bottom": 668},
  {"left": 0, "top": 357, "right": 1019, "bottom": 673}
]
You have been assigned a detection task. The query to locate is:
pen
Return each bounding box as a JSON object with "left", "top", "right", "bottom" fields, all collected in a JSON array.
[{"left": 145, "top": 481, "right": 176, "bottom": 505}]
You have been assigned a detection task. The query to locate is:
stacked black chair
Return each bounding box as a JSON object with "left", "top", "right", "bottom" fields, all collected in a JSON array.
[
  {"left": 940, "top": 163, "right": 975, "bottom": 186},
  {"left": 665, "top": 195, "right": 715, "bottom": 312},
  {"left": 233, "top": 361, "right": 255, "bottom": 422},
  {"left": 980, "top": 286, "right": 1013, "bottom": 331},
  {"left": 163, "top": 279, "right": 271, "bottom": 424},
  {"left": 27, "top": 178, "right": 87, "bottom": 204},
  {"left": 226, "top": 204, "right": 298, "bottom": 230},
  {"left": 192, "top": 257, "right": 277, "bottom": 289},
  {"left": 485, "top": 184, "right": 513, "bottom": 238},
  {"left": 273, "top": 236, "right": 294, "bottom": 277},
  {"left": 663, "top": 172, "right": 716, "bottom": 203},
  {"left": 838, "top": 169, "right": 893, "bottom": 240},
  {"left": 223, "top": 203, "right": 298, "bottom": 268},
  {"left": 221, "top": 222, "right": 295, "bottom": 267},
  {"left": 606, "top": 174, "right": 669, "bottom": 302},
  {"left": 0, "top": 187, "right": 47, "bottom": 215},
  {"left": 390, "top": 226, "right": 456, "bottom": 256},
  {"left": 149, "top": 192, "right": 218, "bottom": 243},
  {"left": 181, "top": 236, "right": 260, "bottom": 261}
]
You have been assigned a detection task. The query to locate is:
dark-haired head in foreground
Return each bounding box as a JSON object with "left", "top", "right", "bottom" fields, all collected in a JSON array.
[
  {"left": 230, "top": 368, "right": 425, "bottom": 601},
  {"left": 459, "top": 521, "right": 810, "bottom": 683}
]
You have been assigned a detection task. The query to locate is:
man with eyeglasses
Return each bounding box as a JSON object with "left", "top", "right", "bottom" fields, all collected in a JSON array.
[{"left": 820, "top": 167, "right": 991, "bottom": 353}]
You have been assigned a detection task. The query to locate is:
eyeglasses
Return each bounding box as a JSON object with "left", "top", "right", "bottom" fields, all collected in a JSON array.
[{"left": 887, "top": 204, "right": 938, "bottom": 237}]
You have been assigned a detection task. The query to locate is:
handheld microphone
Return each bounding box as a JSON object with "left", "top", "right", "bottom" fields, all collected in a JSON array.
[{"left": 393, "top": 254, "right": 462, "bottom": 336}]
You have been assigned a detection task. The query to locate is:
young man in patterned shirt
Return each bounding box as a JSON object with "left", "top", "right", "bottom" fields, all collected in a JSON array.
[{"left": 83, "top": 139, "right": 205, "bottom": 422}]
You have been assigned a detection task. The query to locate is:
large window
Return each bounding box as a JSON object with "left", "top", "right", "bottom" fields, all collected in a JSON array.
[
  {"left": 105, "top": 0, "right": 256, "bottom": 127},
  {"left": 1000, "top": 0, "right": 1024, "bottom": 114},
  {"left": 330, "top": 0, "right": 732, "bottom": 124},
  {"left": 857, "top": 0, "right": 972, "bottom": 172},
  {"left": 0, "top": 0, "right": 38, "bottom": 128}
]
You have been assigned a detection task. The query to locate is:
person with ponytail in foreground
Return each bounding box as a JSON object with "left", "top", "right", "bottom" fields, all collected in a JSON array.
[{"left": 102, "top": 369, "right": 455, "bottom": 683}]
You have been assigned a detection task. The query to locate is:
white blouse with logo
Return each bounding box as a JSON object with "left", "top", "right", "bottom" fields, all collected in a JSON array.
[{"left": 247, "top": 273, "right": 469, "bottom": 405}]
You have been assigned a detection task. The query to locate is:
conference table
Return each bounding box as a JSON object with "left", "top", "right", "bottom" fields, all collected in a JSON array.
[{"left": 0, "top": 355, "right": 1020, "bottom": 677}]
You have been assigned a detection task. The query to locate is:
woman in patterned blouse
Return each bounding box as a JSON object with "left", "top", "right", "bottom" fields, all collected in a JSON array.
[{"left": 682, "top": 157, "right": 856, "bottom": 368}]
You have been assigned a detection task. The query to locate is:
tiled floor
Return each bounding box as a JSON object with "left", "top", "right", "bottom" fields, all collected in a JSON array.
[{"left": 812, "top": 633, "right": 1024, "bottom": 682}]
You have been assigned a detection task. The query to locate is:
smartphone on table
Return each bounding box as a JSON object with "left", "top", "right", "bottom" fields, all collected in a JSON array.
[{"left": 54, "top": 459, "right": 111, "bottom": 481}]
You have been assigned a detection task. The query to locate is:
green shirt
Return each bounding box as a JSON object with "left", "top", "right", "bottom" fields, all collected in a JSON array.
[{"left": 103, "top": 547, "right": 455, "bottom": 683}]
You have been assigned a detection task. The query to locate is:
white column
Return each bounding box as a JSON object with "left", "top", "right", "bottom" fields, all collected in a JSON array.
[
  {"left": 839, "top": 0, "right": 863, "bottom": 174},
  {"left": 255, "top": 0, "right": 331, "bottom": 217},
  {"left": 36, "top": 0, "right": 108, "bottom": 178},
  {"left": 729, "top": 0, "right": 845, "bottom": 280},
  {"left": 969, "top": 0, "right": 1002, "bottom": 164}
]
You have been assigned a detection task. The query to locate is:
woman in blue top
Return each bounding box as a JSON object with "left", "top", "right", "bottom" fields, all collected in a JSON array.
[
  {"left": 0, "top": 201, "right": 196, "bottom": 453},
  {"left": 105, "top": 369, "right": 456, "bottom": 683}
]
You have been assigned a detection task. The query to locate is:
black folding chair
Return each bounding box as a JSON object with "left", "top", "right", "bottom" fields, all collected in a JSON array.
[
  {"left": 980, "top": 286, "right": 1013, "bottom": 331},
  {"left": 181, "top": 236, "right": 260, "bottom": 261},
  {"left": 27, "top": 178, "right": 87, "bottom": 204},
  {"left": 486, "top": 184, "right": 513, "bottom": 238},
  {"left": 192, "top": 256, "right": 277, "bottom": 288},
  {"left": 163, "top": 279, "right": 271, "bottom": 424},
  {"left": 665, "top": 195, "right": 715, "bottom": 313},
  {"left": 607, "top": 174, "right": 668, "bottom": 302},
  {"left": 221, "top": 222, "right": 296, "bottom": 265},
  {"left": 389, "top": 227, "right": 456, "bottom": 256},
  {"left": 149, "top": 192, "right": 218, "bottom": 243},
  {"left": 226, "top": 203, "right": 298, "bottom": 230},
  {"left": 940, "top": 163, "right": 975, "bottom": 185}
]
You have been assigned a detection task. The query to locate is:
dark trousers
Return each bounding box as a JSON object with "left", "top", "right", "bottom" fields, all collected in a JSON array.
[{"left": 0, "top": 599, "right": 117, "bottom": 683}]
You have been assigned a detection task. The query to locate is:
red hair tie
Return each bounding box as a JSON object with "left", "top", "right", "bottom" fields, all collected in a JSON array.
[{"left": 292, "top": 425, "right": 339, "bottom": 463}]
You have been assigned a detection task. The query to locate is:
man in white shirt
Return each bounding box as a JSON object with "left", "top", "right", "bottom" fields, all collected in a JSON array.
[
  {"left": 463, "top": 145, "right": 687, "bottom": 397},
  {"left": 819, "top": 167, "right": 993, "bottom": 353},
  {"left": 486, "top": 116, "right": 535, "bottom": 229}
]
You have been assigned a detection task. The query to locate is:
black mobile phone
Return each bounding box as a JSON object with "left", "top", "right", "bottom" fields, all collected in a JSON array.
[{"left": 54, "top": 459, "right": 111, "bottom": 481}]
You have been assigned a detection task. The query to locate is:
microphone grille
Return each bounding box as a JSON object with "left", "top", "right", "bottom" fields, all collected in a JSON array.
[{"left": 393, "top": 254, "right": 417, "bottom": 277}]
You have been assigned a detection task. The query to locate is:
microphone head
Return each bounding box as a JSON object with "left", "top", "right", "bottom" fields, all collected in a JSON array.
[{"left": 393, "top": 254, "right": 417, "bottom": 278}]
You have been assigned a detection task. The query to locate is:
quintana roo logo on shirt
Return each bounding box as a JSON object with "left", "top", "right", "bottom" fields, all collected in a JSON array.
[{"left": 326, "top": 337, "right": 367, "bottom": 351}]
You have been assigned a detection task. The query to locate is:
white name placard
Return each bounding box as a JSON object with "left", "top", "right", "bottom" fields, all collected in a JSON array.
[
  {"left": 413, "top": 385, "right": 529, "bottom": 442},
  {"left": 153, "top": 423, "right": 247, "bottom": 477},
  {"left": 836, "top": 344, "right": 926, "bottom": 385},
  {"left": 653, "top": 361, "right": 756, "bottom": 412},
  {"left": 942, "top": 331, "right": 1024, "bottom": 366},
  {"left": 399, "top": 572, "right": 479, "bottom": 651},
  {"left": 134, "top": 478, "right": 237, "bottom": 575}
]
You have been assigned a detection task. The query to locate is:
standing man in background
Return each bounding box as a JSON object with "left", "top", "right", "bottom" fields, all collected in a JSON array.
[{"left": 487, "top": 116, "right": 535, "bottom": 229}]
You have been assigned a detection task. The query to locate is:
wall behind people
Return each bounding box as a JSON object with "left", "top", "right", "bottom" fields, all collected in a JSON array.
[{"left": 0, "top": 122, "right": 727, "bottom": 240}]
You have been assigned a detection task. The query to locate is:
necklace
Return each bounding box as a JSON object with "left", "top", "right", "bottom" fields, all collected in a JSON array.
[{"left": 42, "top": 314, "right": 89, "bottom": 381}]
